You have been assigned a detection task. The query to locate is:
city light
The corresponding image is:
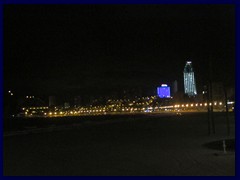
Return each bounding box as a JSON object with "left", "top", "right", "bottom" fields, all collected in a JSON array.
[
  {"left": 184, "top": 61, "right": 197, "bottom": 96},
  {"left": 157, "top": 84, "right": 170, "bottom": 98},
  {"left": 18, "top": 93, "right": 231, "bottom": 118}
]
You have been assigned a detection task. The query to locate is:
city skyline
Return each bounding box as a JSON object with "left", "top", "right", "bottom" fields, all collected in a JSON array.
[
  {"left": 3, "top": 4, "right": 236, "bottom": 176},
  {"left": 4, "top": 4, "right": 235, "bottom": 97}
]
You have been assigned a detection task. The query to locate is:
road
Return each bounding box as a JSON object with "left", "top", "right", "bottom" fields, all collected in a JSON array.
[{"left": 4, "top": 112, "right": 235, "bottom": 176}]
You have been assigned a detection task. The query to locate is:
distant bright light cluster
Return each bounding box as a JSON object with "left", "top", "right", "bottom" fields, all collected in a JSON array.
[
  {"left": 157, "top": 84, "right": 170, "bottom": 98},
  {"left": 183, "top": 61, "right": 197, "bottom": 96}
]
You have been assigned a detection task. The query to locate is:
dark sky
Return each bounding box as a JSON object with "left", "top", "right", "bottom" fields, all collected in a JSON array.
[{"left": 4, "top": 4, "right": 235, "bottom": 97}]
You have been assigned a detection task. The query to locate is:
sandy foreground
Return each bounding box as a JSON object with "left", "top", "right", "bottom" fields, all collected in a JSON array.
[{"left": 3, "top": 112, "right": 235, "bottom": 176}]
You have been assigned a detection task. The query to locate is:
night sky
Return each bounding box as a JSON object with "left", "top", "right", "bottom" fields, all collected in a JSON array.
[{"left": 4, "top": 4, "right": 235, "bottom": 97}]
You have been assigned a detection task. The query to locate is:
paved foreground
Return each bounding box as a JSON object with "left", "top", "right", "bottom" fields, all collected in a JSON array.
[{"left": 4, "top": 113, "right": 235, "bottom": 176}]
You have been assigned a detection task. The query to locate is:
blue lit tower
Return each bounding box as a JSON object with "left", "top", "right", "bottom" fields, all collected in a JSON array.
[
  {"left": 157, "top": 84, "right": 171, "bottom": 98},
  {"left": 183, "top": 61, "right": 197, "bottom": 96}
]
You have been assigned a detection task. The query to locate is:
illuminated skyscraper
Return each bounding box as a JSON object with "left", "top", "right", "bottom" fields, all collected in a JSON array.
[
  {"left": 157, "top": 84, "right": 170, "bottom": 98},
  {"left": 183, "top": 61, "right": 197, "bottom": 96}
]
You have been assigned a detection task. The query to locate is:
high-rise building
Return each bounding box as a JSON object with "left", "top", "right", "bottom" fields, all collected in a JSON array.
[
  {"left": 172, "top": 80, "right": 178, "bottom": 94},
  {"left": 157, "top": 84, "right": 171, "bottom": 98},
  {"left": 183, "top": 61, "right": 197, "bottom": 96},
  {"left": 49, "top": 96, "right": 56, "bottom": 107}
]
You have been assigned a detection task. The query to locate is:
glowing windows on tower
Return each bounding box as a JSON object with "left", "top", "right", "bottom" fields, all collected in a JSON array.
[{"left": 157, "top": 84, "right": 170, "bottom": 98}]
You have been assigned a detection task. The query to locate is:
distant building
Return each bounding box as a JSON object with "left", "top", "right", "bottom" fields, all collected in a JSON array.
[
  {"left": 226, "top": 87, "right": 235, "bottom": 101},
  {"left": 49, "top": 96, "right": 56, "bottom": 107},
  {"left": 183, "top": 61, "right": 197, "bottom": 96},
  {"left": 157, "top": 84, "right": 171, "bottom": 98},
  {"left": 74, "top": 96, "right": 82, "bottom": 107},
  {"left": 64, "top": 102, "right": 70, "bottom": 109},
  {"left": 19, "top": 96, "right": 47, "bottom": 108},
  {"left": 172, "top": 80, "right": 178, "bottom": 94},
  {"left": 211, "top": 82, "right": 224, "bottom": 102}
]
